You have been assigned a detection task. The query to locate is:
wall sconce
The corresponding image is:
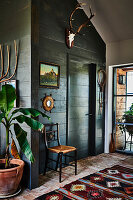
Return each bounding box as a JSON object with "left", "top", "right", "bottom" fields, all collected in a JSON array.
[{"left": 118, "top": 75, "right": 126, "bottom": 85}]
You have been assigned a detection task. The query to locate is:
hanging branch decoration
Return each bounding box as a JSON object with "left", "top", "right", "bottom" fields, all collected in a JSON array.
[
  {"left": 0, "top": 40, "right": 18, "bottom": 83},
  {"left": 97, "top": 69, "right": 106, "bottom": 114}
]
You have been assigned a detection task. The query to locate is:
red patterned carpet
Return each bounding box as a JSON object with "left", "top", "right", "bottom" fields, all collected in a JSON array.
[{"left": 36, "top": 165, "right": 133, "bottom": 200}]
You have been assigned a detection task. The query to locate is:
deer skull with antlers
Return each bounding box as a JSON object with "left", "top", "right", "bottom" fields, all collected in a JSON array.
[{"left": 65, "top": 3, "right": 95, "bottom": 49}]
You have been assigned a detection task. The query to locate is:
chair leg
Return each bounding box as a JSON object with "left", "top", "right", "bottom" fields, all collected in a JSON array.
[
  {"left": 75, "top": 150, "right": 77, "bottom": 175},
  {"left": 59, "top": 152, "right": 63, "bottom": 183},
  {"left": 44, "top": 149, "right": 49, "bottom": 175},
  {"left": 55, "top": 154, "right": 59, "bottom": 171}
]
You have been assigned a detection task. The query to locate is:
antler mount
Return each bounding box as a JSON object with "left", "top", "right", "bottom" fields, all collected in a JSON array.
[{"left": 65, "top": 3, "right": 95, "bottom": 49}]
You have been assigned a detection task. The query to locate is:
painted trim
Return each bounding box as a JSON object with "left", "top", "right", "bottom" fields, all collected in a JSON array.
[{"left": 104, "top": 62, "right": 133, "bottom": 153}]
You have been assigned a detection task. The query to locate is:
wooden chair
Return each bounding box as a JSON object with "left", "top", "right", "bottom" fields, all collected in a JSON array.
[{"left": 43, "top": 123, "right": 77, "bottom": 182}]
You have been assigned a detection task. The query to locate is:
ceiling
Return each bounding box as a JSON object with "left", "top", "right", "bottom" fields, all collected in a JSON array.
[{"left": 78, "top": 0, "right": 133, "bottom": 44}]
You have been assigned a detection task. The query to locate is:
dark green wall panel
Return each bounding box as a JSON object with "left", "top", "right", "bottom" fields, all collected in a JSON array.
[
  {"left": 37, "top": 0, "right": 105, "bottom": 174},
  {"left": 0, "top": 0, "right": 32, "bottom": 188},
  {"left": 0, "top": 0, "right": 106, "bottom": 189}
]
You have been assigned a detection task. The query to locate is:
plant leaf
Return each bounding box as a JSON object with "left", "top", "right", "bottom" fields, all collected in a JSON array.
[
  {"left": 0, "top": 85, "right": 16, "bottom": 115},
  {"left": 14, "top": 123, "right": 34, "bottom": 162},
  {"left": 11, "top": 138, "right": 21, "bottom": 159},
  {"left": 0, "top": 113, "right": 4, "bottom": 123},
  {"left": 14, "top": 115, "right": 44, "bottom": 131},
  {"left": 12, "top": 108, "right": 50, "bottom": 119}
]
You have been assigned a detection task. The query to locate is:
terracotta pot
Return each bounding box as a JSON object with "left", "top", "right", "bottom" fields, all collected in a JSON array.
[{"left": 0, "top": 159, "right": 24, "bottom": 196}]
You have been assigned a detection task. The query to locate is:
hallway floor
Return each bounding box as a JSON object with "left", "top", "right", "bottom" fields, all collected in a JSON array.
[{"left": 9, "top": 153, "right": 133, "bottom": 200}]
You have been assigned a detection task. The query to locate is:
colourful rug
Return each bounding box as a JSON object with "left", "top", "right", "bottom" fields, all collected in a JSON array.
[{"left": 36, "top": 165, "right": 133, "bottom": 200}]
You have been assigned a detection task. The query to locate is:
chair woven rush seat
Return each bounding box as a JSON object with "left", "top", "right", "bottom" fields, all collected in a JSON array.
[
  {"left": 48, "top": 145, "right": 76, "bottom": 154},
  {"left": 43, "top": 123, "right": 77, "bottom": 182}
]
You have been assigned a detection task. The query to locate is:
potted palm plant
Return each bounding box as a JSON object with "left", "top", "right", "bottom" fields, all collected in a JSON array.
[
  {"left": 0, "top": 84, "right": 50, "bottom": 196},
  {"left": 118, "top": 103, "right": 133, "bottom": 135}
]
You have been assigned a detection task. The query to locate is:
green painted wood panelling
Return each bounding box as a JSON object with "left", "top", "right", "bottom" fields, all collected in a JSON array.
[
  {"left": 0, "top": 0, "right": 106, "bottom": 189},
  {"left": 37, "top": 0, "right": 105, "bottom": 175},
  {"left": 0, "top": 0, "right": 32, "bottom": 188}
]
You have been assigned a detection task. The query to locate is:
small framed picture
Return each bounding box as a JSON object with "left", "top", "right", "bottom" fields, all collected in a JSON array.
[
  {"left": 39, "top": 62, "right": 60, "bottom": 89},
  {"left": 2, "top": 80, "right": 17, "bottom": 107}
]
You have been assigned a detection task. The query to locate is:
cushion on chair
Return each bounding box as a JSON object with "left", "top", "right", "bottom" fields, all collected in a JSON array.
[{"left": 48, "top": 145, "right": 76, "bottom": 154}]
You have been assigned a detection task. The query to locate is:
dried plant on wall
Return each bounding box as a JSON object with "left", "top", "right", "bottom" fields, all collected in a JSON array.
[{"left": 0, "top": 40, "right": 18, "bottom": 83}]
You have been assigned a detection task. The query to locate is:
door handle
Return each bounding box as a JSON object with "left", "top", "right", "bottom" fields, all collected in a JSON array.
[{"left": 85, "top": 113, "right": 92, "bottom": 116}]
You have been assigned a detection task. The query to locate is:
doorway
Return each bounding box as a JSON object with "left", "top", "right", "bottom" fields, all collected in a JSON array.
[
  {"left": 113, "top": 65, "right": 133, "bottom": 153},
  {"left": 67, "top": 55, "right": 96, "bottom": 159}
]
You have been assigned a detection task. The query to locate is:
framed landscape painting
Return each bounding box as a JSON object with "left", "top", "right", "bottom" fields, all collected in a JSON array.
[{"left": 40, "top": 62, "right": 60, "bottom": 88}]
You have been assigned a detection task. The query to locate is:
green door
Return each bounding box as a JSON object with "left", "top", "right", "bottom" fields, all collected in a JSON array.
[{"left": 67, "top": 55, "right": 90, "bottom": 159}]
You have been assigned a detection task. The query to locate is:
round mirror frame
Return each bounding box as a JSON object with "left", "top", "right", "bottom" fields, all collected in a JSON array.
[{"left": 42, "top": 96, "right": 54, "bottom": 112}]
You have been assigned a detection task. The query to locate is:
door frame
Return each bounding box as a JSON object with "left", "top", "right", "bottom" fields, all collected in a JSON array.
[
  {"left": 112, "top": 64, "right": 133, "bottom": 153},
  {"left": 105, "top": 62, "right": 133, "bottom": 153}
]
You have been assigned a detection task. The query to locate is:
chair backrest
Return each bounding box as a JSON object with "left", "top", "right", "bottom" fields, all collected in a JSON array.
[{"left": 44, "top": 123, "right": 61, "bottom": 149}]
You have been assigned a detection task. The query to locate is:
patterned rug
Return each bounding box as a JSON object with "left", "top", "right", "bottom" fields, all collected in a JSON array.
[{"left": 36, "top": 165, "right": 133, "bottom": 200}]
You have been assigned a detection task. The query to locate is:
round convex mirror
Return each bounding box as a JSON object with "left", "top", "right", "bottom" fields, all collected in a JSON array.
[
  {"left": 42, "top": 95, "right": 54, "bottom": 112},
  {"left": 46, "top": 100, "right": 51, "bottom": 107}
]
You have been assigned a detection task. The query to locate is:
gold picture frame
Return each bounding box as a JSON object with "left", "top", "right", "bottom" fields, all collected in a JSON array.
[{"left": 39, "top": 62, "right": 60, "bottom": 89}]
